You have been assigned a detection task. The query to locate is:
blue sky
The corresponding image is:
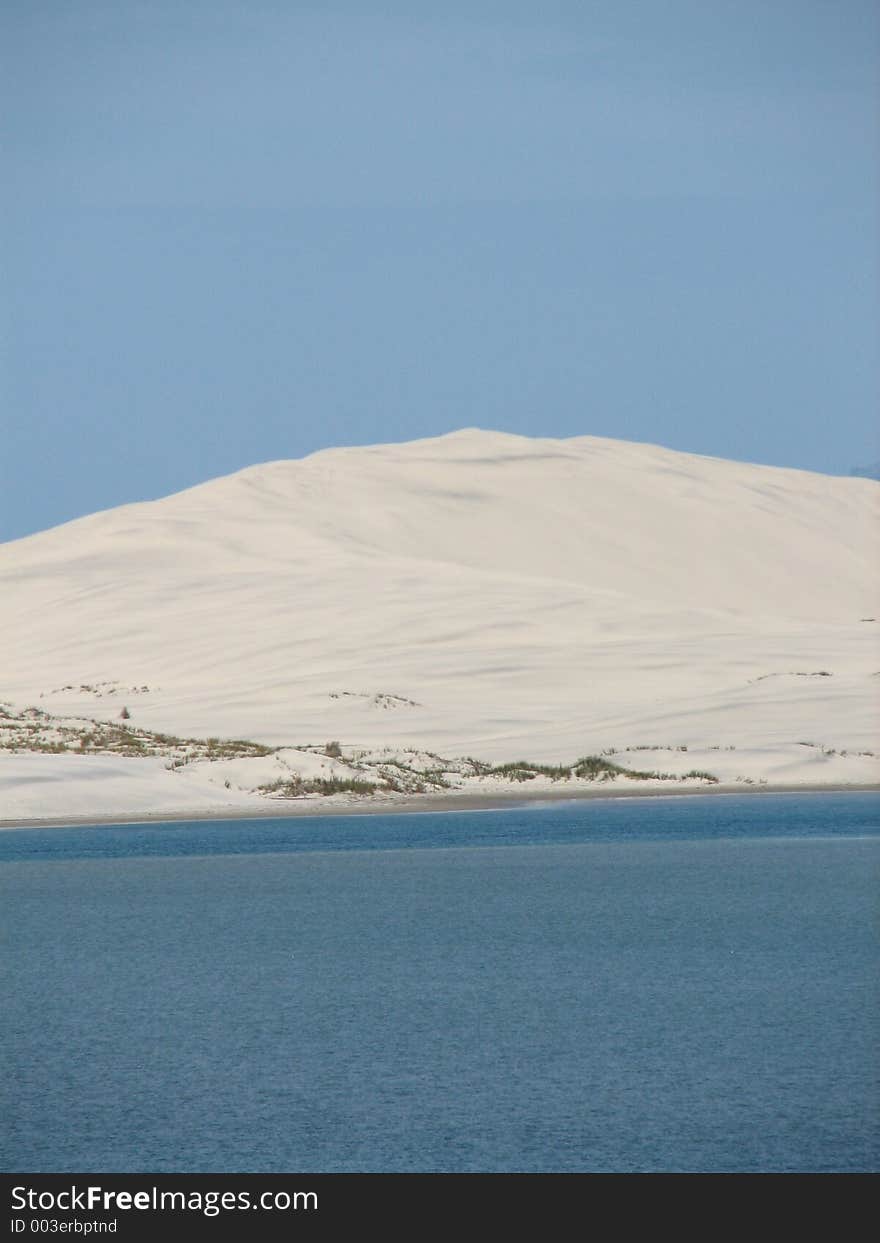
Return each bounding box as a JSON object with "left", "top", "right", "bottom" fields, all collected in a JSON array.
[{"left": 2, "top": 0, "right": 878, "bottom": 540}]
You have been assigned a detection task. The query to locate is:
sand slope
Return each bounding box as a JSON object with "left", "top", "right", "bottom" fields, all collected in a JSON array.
[{"left": 2, "top": 429, "right": 878, "bottom": 818}]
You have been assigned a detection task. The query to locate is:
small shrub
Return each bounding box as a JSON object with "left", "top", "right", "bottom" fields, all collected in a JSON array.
[
  {"left": 573, "top": 755, "right": 676, "bottom": 782},
  {"left": 490, "top": 761, "right": 571, "bottom": 782},
  {"left": 304, "top": 777, "right": 377, "bottom": 796},
  {"left": 573, "top": 755, "right": 629, "bottom": 780},
  {"left": 258, "top": 776, "right": 377, "bottom": 798},
  {"left": 325, "top": 740, "right": 342, "bottom": 758},
  {"left": 422, "top": 770, "right": 452, "bottom": 789}
]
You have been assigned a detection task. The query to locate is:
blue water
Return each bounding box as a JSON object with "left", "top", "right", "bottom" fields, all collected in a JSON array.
[{"left": 1, "top": 792, "right": 877, "bottom": 1172}]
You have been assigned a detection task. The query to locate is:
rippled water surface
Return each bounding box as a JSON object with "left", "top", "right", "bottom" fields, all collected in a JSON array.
[{"left": 2, "top": 793, "right": 877, "bottom": 1171}]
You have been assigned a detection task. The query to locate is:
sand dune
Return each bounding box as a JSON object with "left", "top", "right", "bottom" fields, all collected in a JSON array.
[{"left": 2, "top": 430, "right": 877, "bottom": 819}]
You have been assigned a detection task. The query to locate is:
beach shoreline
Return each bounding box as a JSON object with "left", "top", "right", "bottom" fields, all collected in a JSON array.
[{"left": 2, "top": 780, "right": 877, "bottom": 832}]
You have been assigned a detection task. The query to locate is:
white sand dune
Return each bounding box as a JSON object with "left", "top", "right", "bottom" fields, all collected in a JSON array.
[{"left": 2, "top": 429, "right": 878, "bottom": 820}]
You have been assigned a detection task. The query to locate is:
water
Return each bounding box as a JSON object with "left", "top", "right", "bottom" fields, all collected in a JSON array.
[{"left": 1, "top": 792, "right": 877, "bottom": 1172}]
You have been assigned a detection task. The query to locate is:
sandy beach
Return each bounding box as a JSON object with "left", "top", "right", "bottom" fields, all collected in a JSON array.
[{"left": 2, "top": 780, "right": 876, "bottom": 832}]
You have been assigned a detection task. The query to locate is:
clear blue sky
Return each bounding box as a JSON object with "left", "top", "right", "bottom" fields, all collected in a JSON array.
[{"left": 2, "top": 0, "right": 878, "bottom": 540}]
